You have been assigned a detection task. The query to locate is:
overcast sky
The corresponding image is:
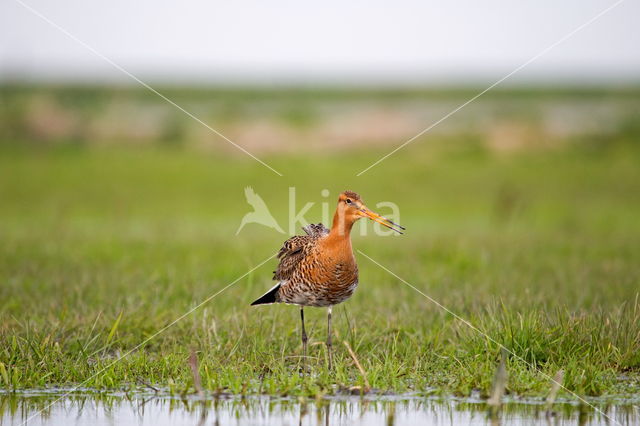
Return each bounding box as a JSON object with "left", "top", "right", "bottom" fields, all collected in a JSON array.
[{"left": 1, "top": 0, "right": 638, "bottom": 86}]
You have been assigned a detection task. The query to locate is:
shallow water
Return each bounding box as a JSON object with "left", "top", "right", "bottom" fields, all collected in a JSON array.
[{"left": 1, "top": 390, "right": 638, "bottom": 426}]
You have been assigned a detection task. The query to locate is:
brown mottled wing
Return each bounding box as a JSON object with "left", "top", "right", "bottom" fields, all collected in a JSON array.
[{"left": 273, "top": 235, "right": 314, "bottom": 281}]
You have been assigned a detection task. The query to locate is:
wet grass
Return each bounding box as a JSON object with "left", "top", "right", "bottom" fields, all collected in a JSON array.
[{"left": 0, "top": 134, "right": 639, "bottom": 399}]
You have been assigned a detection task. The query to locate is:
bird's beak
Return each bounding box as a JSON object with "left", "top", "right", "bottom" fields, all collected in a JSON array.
[{"left": 358, "top": 206, "right": 405, "bottom": 234}]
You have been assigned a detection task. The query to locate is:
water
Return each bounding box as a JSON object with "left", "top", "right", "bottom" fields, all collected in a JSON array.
[{"left": 1, "top": 390, "right": 638, "bottom": 426}]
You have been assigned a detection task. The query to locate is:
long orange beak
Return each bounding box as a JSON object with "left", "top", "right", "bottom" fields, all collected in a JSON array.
[{"left": 359, "top": 206, "right": 405, "bottom": 234}]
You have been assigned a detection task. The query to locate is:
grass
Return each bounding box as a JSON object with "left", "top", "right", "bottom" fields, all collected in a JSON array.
[{"left": 0, "top": 127, "right": 639, "bottom": 399}]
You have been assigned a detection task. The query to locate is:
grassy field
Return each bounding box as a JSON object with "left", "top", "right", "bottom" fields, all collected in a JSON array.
[{"left": 1, "top": 91, "right": 640, "bottom": 399}]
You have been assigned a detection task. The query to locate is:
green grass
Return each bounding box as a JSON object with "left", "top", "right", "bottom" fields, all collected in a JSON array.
[{"left": 1, "top": 134, "right": 639, "bottom": 398}]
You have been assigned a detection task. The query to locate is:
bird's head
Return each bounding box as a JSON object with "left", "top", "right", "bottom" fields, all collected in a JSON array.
[{"left": 335, "top": 190, "right": 404, "bottom": 234}]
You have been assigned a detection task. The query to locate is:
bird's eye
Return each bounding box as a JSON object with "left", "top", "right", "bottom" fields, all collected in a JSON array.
[{"left": 346, "top": 199, "right": 352, "bottom": 204}]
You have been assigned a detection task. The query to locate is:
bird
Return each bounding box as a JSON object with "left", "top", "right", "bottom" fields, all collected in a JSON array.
[
  {"left": 236, "top": 187, "right": 285, "bottom": 235},
  {"left": 250, "top": 190, "right": 404, "bottom": 371}
]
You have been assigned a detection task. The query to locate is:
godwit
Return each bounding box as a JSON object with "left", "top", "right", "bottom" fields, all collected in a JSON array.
[{"left": 251, "top": 191, "right": 404, "bottom": 370}]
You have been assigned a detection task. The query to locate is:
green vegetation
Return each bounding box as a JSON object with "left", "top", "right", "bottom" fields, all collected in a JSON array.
[{"left": 0, "top": 88, "right": 639, "bottom": 399}]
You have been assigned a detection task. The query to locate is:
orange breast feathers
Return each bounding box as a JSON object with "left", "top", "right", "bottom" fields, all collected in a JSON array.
[{"left": 313, "top": 234, "right": 358, "bottom": 287}]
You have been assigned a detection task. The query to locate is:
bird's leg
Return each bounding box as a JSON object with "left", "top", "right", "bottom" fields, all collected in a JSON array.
[
  {"left": 326, "top": 306, "right": 333, "bottom": 370},
  {"left": 300, "top": 307, "right": 308, "bottom": 374}
]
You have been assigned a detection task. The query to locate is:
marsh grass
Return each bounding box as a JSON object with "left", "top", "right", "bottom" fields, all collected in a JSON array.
[{"left": 0, "top": 126, "right": 639, "bottom": 398}]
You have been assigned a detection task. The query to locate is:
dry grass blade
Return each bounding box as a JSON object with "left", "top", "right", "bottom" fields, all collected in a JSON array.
[
  {"left": 342, "top": 341, "right": 370, "bottom": 392},
  {"left": 545, "top": 369, "right": 565, "bottom": 413},
  {"left": 189, "top": 349, "right": 204, "bottom": 398},
  {"left": 487, "top": 348, "right": 508, "bottom": 412}
]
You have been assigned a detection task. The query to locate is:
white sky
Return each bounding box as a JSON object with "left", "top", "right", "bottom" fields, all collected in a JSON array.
[{"left": 1, "top": 0, "right": 638, "bottom": 86}]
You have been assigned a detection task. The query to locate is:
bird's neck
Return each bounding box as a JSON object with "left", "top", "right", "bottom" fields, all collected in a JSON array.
[
  {"left": 331, "top": 209, "right": 355, "bottom": 235},
  {"left": 325, "top": 209, "right": 355, "bottom": 252}
]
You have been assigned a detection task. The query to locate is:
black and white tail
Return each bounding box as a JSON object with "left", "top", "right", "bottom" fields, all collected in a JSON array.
[{"left": 250, "top": 282, "right": 281, "bottom": 306}]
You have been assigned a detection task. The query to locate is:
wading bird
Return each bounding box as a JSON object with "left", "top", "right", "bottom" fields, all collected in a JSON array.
[{"left": 251, "top": 191, "right": 404, "bottom": 370}]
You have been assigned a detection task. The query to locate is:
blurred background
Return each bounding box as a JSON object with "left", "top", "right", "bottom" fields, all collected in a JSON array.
[
  {"left": 1, "top": 0, "right": 639, "bottom": 304},
  {"left": 2, "top": 0, "right": 640, "bottom": 265},
  {"left": 2, "top": 0, "right": 639, "bottom": 153},
  {"left": 1, "top": 0, "right": 639, "bottom": 228}
]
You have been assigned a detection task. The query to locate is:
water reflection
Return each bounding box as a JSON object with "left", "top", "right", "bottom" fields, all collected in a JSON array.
[{"left": 0, "top": 391, "right": 638, "bottom": 426}]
